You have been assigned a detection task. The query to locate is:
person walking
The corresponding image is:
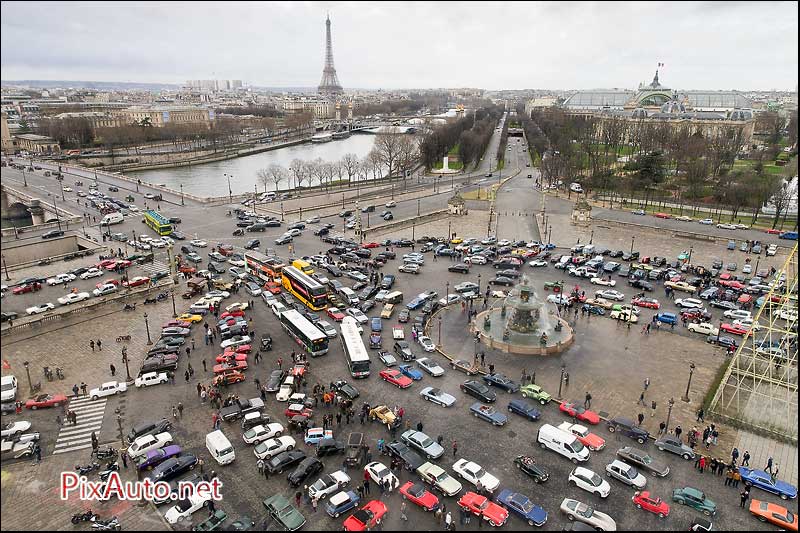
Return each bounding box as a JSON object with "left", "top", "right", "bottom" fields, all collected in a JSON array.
[
  {"left": 97, "top": 339, "right": 102, "bottom": 350},
  {"left": 177, "top": 402, "right": 184, "bottom": 418},
  {"left": 400, "top": 501, "right": 408, "bottom": 522},
  {"left": 650, "top": 400, "right": 657, "bottom": 417},
  {"left": 674, "top": 425, "right": 682, "bottom": 441},
  {"left": 637, "top": 391, "right": 646, "bottom": 406},
  {"left": 696, "top": 408, "right": 705, "bottom": 422},
  {"left": 637, "top": 412, "right": 645, "bottom": 426},
  {"left": 172, "top": 405, "right": 179, "bottom": 419},
  {"left": 742, "top": 450, "right": 750, "bottom": 467},
  {"left": 584, "top": 392, "right": 592, "bottom": 409},
  {"left": 90, "top": 340, "right": 95, "bottom": 352},
  {"left": 202, "top": 359, "right": 207, "bottom": 372},
  {"left": 731, "top": 447, "right": 740, "bottom": 464},
  {"left": 80, "top": 382, "right": 88, "bottom": 395},
  {"left": 109, "top": 364, "right": 116, "bottom": 377},
  {"left": 452, "top": 440, "right": 458, "bottom": 457},
  {"left": 739, "top": 488, "right": 750, "bottom": 508},
  {"left": 733, "top": 468, "right": 741, "bottom": 488},
  {"left": 699, "top": 456, "right": 706, "bottom": 473},
  {"left": 72, "top": 384, "right": 79, "bottom": 397},
  {"left": 658, "top": 421, "right": 666, "bottom": 436}
]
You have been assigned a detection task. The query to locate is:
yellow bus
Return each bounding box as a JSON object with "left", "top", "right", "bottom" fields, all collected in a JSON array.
[
  {"left": 291, "top": 259, "right": 314, "bottom": 276},
  {"left": 281, "top": 266, "right": 327, "bottom": 310}
]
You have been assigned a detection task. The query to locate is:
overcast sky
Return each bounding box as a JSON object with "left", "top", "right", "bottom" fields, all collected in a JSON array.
[{"left": 1, "top": 1, "right": 797, "bottom": 91}]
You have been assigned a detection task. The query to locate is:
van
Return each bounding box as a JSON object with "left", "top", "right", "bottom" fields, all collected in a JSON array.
[
  {"left": 569, "top": 182, "right": 584, "bottom": 193},
  {"left": 1, "top": 375, "right": 18, "bottom": 402},
  {"left": 385, "top": 291, "right": 404, "bottom": 305},
  {"left": 536, "top": 423, "right": 589, "bottom": 463},
  {"left": 292, "top": 259, "right": 314, "bottom": 276},
  {"left": 582, "top": 244, "right": 595, "bottom": 255},
  {"left": 338, "top": 287, "right": 359, "bottom": 306},
  {"left": 206, "top": 430, "right": 235, "bottom": 465},
  {"left": 100, "top": 212, "right": 124, "bottom": 226}
]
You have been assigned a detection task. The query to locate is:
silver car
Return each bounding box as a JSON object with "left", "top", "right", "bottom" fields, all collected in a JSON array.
[
  {"left": 654, "top": 435, "right": 695, "bottom": 460},
  {"left": 417, "top": 358, "right": 444, "bottom": 376},
  {"left": 316, "top": 320, "right": 337, "bottom": 338},
  {"left": 559, "top": 499, "right": 617, "bottom": 531},
  {"left": 419, "top": 386, "right": 455, "bottom": 407},
  {"left": 605, "top": 459, "right": 646, "bottom": 489}
]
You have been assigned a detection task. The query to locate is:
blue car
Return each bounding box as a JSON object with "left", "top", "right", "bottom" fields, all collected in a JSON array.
[
  {"left": 399, "top": 364, "right": 424, "bottom": 381},
  {"left": 325, "top": 490, "right": 360, "bottom": 518},
  {"left": 370, "top": 317, "right": 382, "bottom": 332},
  {"left": 656, "top": 312, "right": 678, "bottom": 325},
  {"left": 494, "top": 489, "right": 547, "bottom": 527},
  {"left": 469, "top": 402, "right": 508, "bottom": 426},
  {"left": 407, "top": 297, "right": 426, "bottom": 310},
  {"left": 507, "top": 400, "right": 541, "bottom": 421},
  {"left": 739, "top": 468, "right": 797, "bottom": 500}
]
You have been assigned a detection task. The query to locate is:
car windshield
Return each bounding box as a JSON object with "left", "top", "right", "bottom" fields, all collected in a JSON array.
[
  {"left": 474, "top": 467, "right": 487, "bottom": 478},
  {"left": 640, "top": 454, "right": 653, "bottom": 465},
  {"left": 429, "top": 388, "right": 441, "bottom": 396},
  {"left": 589, "top": 473, "right": 601, "bottom": 485},
  {"left": 520, "top": 499, "right": 534, "bottom": 513},
  {"left": 420, "top": 437, "right": 433, "bottom": 447},
  {"left": 374, "top": 466, "right": 388, "bottom": 478}
]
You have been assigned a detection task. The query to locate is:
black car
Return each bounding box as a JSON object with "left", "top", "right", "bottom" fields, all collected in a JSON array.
[
  {"left": 421, "top": 301, "right": 438, "bottom": 315},
  {"left": 314, "top": 227, "right": 330, "bottom": 236},
  {"left": 287, "top": 457, "right": 323, "bottom": 487},
  {"left": 383, "top": 440, "right": 425, "bottom": 471},
  {"left": 359, "top": 300, "right": 375, "bottom": 313},
  {"left": 629, "top": 279, "right": 654, "bottom": 291},
  {"left": 1, "top": 311, "right": 19, "bottom": 322},
  {"left": 380, "top": 275, "right": 395, "bottom": 289},
  {"left": 171, "top": 231, "right": 186, "bottom": 240},
  {"left": 150, "top": 454, "right": 198, "bottom": 482},
  {"left": 139, "top": 355, "right": 179, "bottom": 374},
  {"left": 316, "top": 438, "right": 346, "bottom": 457},
  {"left": 353, "top": 248, "right": 371, "bottom": 258},
  {"left": 267, "top": 449, "right": 306, "bottom": 474},
  {"left": 606, "top": 416, "right": 649, "bottom": 444},
  {"left": 332, "top": 380, "right": 359, "bottom": 400},
  {"left": 288, "top": 222, "right": 306, "bottom": 230},
  {"left": 460, "top": 380, "right": 497, "bottom": 403},
  {"left": 377, "top": 250, "right": 396, "bottom": 260},
  {"left": 394, "top": 340, "right": 415, "bottom": 361},
  {"left": 41, "top": 229, "right": 65, "bottom": 239},
  {"left": 616, "top": 446, "right": 670, "bottom": 477},
  {"left": 264, "top": 220, "right": 281, "bottom": 227},
  {"left": 448, "top": 264, "right": 470, "bottom": 274},
  {"left": 513, "top": 455, "right": 549, "bottom": 483},
  {"left": 237, "top": 219, "right": 254, "bottom": 228},
  {"left": 69, "top": 266, "right": 91, "bottom": 277},
  {"left": 219, "top": 397, "right": 264, "bottom": 422},
  {"left": 127, "top": 418, "right": 172, "bottom": 444},
  {"left": 325, "top": 264, "right": 343, "bottom": 277},
  {"left": 489, "top": 276, "right": 514, "bottom": 286},
  {"left": 358, "top": 285, "right": 378, "bottom": 301},
  {"left": 498, "top": 269, "right": 521, "bottom": 279},
  {"left": 617, "top": 266, "right": 631, "bottom": 277},
  {"left": 482, "top": 373, "right": 520, "bottom": 393},
  {"left": 265, "top": 369, "right": 286, "bottom": 393}
]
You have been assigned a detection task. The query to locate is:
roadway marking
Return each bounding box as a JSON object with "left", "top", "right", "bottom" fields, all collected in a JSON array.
[{"left": 52, "top": 397, "right": 108, "bottom": 455}]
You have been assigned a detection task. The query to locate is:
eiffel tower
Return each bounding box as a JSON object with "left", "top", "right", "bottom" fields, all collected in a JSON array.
[{"left": 318, "top": 15, "right": 343, "bottom": 95}]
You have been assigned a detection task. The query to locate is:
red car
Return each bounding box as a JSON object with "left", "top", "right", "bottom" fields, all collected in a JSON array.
[
  {"left": 632, "top": 491, "right": 670, "bottom": 518},
  {"left": 223, "top": 345, "right": 251, "bottom": 355},
  {"left": 264, "top": 282, "right": 281, "bottom": 295},
  {"left": 559, "top": 401, "right": 600, "bottom": 425},
  {"left": 213, "top": 360, "right": 248, "bottom": 374},
  {"left": 26, "top": 393, "right": 68, "bottom": 410},
  {"left": 457, "top": 492, "right": 509, "bottom": 527},
  {"left": 327, "top": 307, "right": 345, "bottom": 322},
  {"left": 362, "top": 242, "right": 381, "bottom": 249},
  {"left": 632, "top": 297, "right": 660, "bottom": 309},
  {"left": 764, "top": 228, "right": 782, "bottom": 235},
  {"left": 718, "top": 273, "right": 733, "bottom": 281},
  {"left": 399, "top": 481, "right": 439, "bottom": 511},
  {"left": 343, "top": 500, "right": 388, "bottom": 531},
  {"left": 289, "top": 363, "right": 307, "bottom": 377},
  {"left": 97, "top": 278, "right": 120, "bottom": 289},
  {"left": 215, "top": 352, "right": 248, "bottom": 363},
  {"left": 285, "top": 405, "right": 313, "bottom": 418},
  {"left": 178, "top": 265, "right": 196, "bottom": 274},
  {"left": 379, "top": 369, "right": 413, "bottom": 389},
  {"left": 122, "top": 276, "right": 150, "bottom": 288},
  {"left": 96, "top": 259, "right": 117, "bottom": 269},
  {"left": 654, "top": 213, "right": 671, "bottom": 219},
  {"left": 12, "top": 282, "right": 42, "bottom": 295},
  {"left": 115, "top": 260, "right": 132, "bottom": 270},
  {"left": 720, "top": 323, "right": 748, "bottom": 336},
  {"left": 719, "top": 280, "right": 745, "bottom": 290},
  {"left": 163, "top": 320, "right": 192, "bottom": 329},
  {"left": 220, "top": 310, "right": 245, "bottom": 319}
]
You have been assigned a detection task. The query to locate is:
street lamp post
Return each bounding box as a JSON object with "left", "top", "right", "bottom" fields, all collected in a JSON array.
[
  {"left": 681, "top": 363, "right": 696, "bottom": 402},
  {"left": 342, "top": 193, "right": 345, "bottom": 209},
  {"left": 2, "top": 255, "right": 9, "bottom": 281},
  {"left": 22, "top": 167, "right": 28, "bottom": 187},
  {"left": 665, "top": 397, "right": 675, "bottom": 434},
  {"left": 122, "top": 352, "right": 132, "bottom": 381},
  {"left": 630, "top": 236, "right": 635, "bottom": 254},
  {"left": 557, "top": 365, "right": 566, "bottom": 400},
  {"left": 180, "top": 184, "right": 185, "bottom": 206},
  {"left": 144, "top": 313, "right": 152, "bottom": 345},
  {"left": 23, "top": 361, "right": 32, "bottom": 393},
  {"left": 225, "top": 174, "right": 232, "bottom": 203},
  {"left": 417, "top": 199, "right": 420, "bottom": 217},
  {"left": 589, "top": 230, "right": 594, "bottom": 245},
  {"left": 477, "top": 273, "right": 481, "bottom": 294},
  {"left": 437, "top": 315, "right": 442, "bottom": 346},
  {"left": 170, "top": 290, "right": 177, "bottom": 317}
]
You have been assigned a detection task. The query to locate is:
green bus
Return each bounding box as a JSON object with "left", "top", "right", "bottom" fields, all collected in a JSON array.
[{"left": 142, "top": 210, "right": 173, "bottom": 236}]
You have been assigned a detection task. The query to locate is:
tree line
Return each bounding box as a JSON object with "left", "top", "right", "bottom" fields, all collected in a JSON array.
[{"left": 418, "top": 104, "right": 503, "bottom": 170}]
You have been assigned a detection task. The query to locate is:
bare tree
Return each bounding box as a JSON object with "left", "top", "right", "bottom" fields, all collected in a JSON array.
[
  {"left": 267, "top": 164, "right": 285, "bottom": 191},
  {"left": 396, "top": 135, "right": 419, "bottom": 180},
  {"left": 368, "top": 150, "right": 383, "bottom": 179},
  {"left": 256, "top": 168, "right": 270, "bottom": 193},
  {"left": 289, "top": 158, "right": 305, "bottom": 189},
  {"left": 340, "top": 153, "right": 359, "bottom": 185},
  {"left": 374, "top": 133, "right": 401, "bottom": 177}
]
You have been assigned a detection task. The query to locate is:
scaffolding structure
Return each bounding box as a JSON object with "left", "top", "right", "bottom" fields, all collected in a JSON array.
[{"left": 709, "top": 243, "right": 798, "bottom": 443}]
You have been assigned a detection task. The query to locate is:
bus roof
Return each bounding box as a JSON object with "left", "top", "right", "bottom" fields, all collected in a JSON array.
[
  {"left": 283, "top": 266, "right": 323, "bottom": 289},
  {"left": 281, "top": 309, "right": 326, "bottom": 342},
  {"left": 341, "top": 317, "right": 369, "bottom": 362},
  {"left": 143, "top": 210, "right": 169, "bottom": 224}
]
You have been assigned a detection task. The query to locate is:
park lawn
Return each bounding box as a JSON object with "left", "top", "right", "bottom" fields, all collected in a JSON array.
[
  {"left": 448, "top": 144, "right": 461, "bottom": 156},
  {"left": 432, "top": 159, "right": 464, "bottom": 170},
  {"left": 628, "top": 202, "right": 780, "bottom": 230}
]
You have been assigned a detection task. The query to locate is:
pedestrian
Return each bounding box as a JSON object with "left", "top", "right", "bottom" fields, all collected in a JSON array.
[
  {"left": 416, "top": 421, "right": 423, "bottom": 432},
  {"left": 650, "top": 400, "right": 657, "bottom": 417},
  {"left": 177, "top": 402, "right": 184, "bottom": 417},
  {"left": 435, "top": 508, "right": 443, "bottom": 525},
  {"left": 488, "top": 363, "right": 495, "bottom": 375},
  {"left": 109, "top": 364, "right": 116, "bottom": 377},
  {"left": 363, "top": 479, "right": 370, "bottom": 495},
  {"left": 81, "top": 382, "right": 88, "bottom": 395},
  {"left": 202, "top": 359, "right": 207, "bottom": 372},
  {"left": 643, "top": 377, "right": 650, "bottom": 390},
  {"left": 696, "top": 408, "right": 705, "bottom": 422},
  {"left": 637, "top": 391, "right": 646, "bottom": 406},
  {"left": 733, "top": 467, "right": 741, "bottom": 488},
  {"left": 637, "top": 412, "right": 644, "bottom": 426},
  {"left": 172, "top": 405, "right": 178, "bottom": 419},
  {"left": 742, "top": 450, "right": 750, "bottom": 466},
  {"left": 480, "top": 352, "right": 485, "bottom": 367},
  {"left": 295, "top": 491, "right": 302, "bottom": 508},
  {"left": 452, "top": 440, "right": 458, "bottom": 457},
  {"left": 699, "top": 456, "right": 706, "bottom": 473},
  {"left": 97, "top": 339, "right": 102, "bottom": 350},
  {"left": 584, "top": 392, "right": 592, "bottom": 409},
  {"left": 188, "top": 363, "right": 194, "bottom": 377},
  {"left": 712, "top": 427, "right": 719, "bottom": 446},
  {"left": 257, "top": 459, "right": 265, "bottom": 475},
  {"left": 725, "top": 468, "right": 734, "bottom": 486},
  {"left": 185, "top": 370, "right": 190, "bottom": 382},
  {"left": 675, "top": 425, "right": 682, "bottom": 441},
  {"left": 121, "top": 450, "right": 128, "bottom": 469},
  {"left": 772, "top": 465, "right": 780, "bottom": 481},
  {"left": 658, "top": 421, "right": 666, "bottom": 436},
  {"left": 739, "top": 489, "right": 749, "bottom": 508},
  {"left": 731, "top": 447, "right": 739, "bottom": 464},
  {"left": 400, "top": 501, "right": 408, "bottom": 521},
  {"left": 311, "top": 497, "right": 318, "bottom": 513},
  {"left": 90, "top": 340, "right": 95, "bottom": 352}
]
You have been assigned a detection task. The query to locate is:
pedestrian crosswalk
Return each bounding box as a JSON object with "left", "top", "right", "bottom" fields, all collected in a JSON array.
[
  {"left": 52, "top": 396, "right": 108, "bottom": 455},
  {"left": 140, "top": 260, "right": 169, "bottom": 276}
]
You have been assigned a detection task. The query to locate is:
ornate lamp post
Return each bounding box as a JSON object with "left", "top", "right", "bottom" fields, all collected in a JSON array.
[
  {"left": 557, "top": 365, "right": 567, "bottom": 400},
  {"left": 682, "top": 363, "right": 696, "bottom": 402},
  {"left": 665, "top": 397, "right": 675, "bottom": 434},
  {"left": 23, "top": 361, "right": 32, "bottom": 393},
  {"left": 144, "top": 313, "right": 152, "bottom": 345}
]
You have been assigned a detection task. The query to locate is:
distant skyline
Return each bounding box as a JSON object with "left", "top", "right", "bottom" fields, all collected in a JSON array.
[{"left": 1, "top": 1, "right": 797, "bottom": 91}]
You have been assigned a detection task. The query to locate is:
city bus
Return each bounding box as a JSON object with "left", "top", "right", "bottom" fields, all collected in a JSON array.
[
  {"left": 142, "top": 210, "right": 173, "bottom": 236},
  {"left": 291, "top": 259, "right": 314, "bottom": 276},
  {"left": 281, "top": 266, "right": 328, "bottom": 310},
  {"left": 244, "top": 251, "right": 285, "bottom": 282},
  {"left": 279, "top": 309, "right": 329, "bottom": 357},
  {"left": 341, "top": 316, "right": 370, "bottom": 378}
]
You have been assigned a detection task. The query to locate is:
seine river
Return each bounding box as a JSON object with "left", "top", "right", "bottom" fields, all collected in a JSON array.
[{"left": 129, "top": 135, "right": 377, "bottom": 197}]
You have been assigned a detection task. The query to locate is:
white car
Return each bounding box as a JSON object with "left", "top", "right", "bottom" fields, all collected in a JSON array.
[
  {"left": 306, "top": 216, "right": 321, "bottom": 224},
  {"left": 698, "top": 218, "right": 713, "bottom": 225},
  {"left": 385, "top": 201, "right": 397, "bottom": 208},
  {"left": 498, "top": 239, "right": 511, "bottom": 246},
  {"left": 605, "top": 459, "right": 646, "bottom": 489},
  {"left": 62, "top": 186, "right": 72, "bottom": 192},
  {"left": 149, "top": 239, "right": 166, "bottom": 248},
  {"left": 228, "top": 258, "right": 245, "bottom": 267},
  {"left": 57, "top": 292, "right": 90, "bottom": 305},
  {"left": 1, "top": 421, "right": 31, "bottom": 439},
  {"left": 723, "top": 309, "right": 751, "bottom": 321},
  {"left": 160, "top": 236, "right": 174, "bottom": 245},
  {"left": 308, "top": 470, "right": 351, "bottom": 500},
  {"left": 560, "top": 498, "right": 617, "bottom": 531},
  {"left": 190, "top": 239, "right": 208, "bottom": 248},
  {"left": 716, "top": 223, "right": 737, "bottom": 230},
  {"left": 452, "top": 459, "right": 500, "bottom": 493},
  {"left": 733, "top": 318, "right": 760, "bottom": 331},
  {"left": 687, "top": 322, "right": 719, "bottom": 336},
  {"left": 528, "top": 260, "right": 548, "bottom": 267},
  {"left": 364, "top": 461, "right": 399, "bottom": 489},
  {"left": 438, "top": 294, "right": 461, "bottom": 306},
  {"left": 345, "top": 308, "right": 368, "bottom": 324},
  {"left": 766, "top": 244, "right": 777, "bottom": 257},
  {"left": 26, "top": 303, "right": 55, "bottom": 315},
  {"left": 164, "top": 491, "right": 212, "bottom": 524},
  {"left": 595, "top": 289, "right": 624, "bottom": 301},
  {"left": 569, "top": 466, "right": 611, "bottom": 498},
  {"left": 546, "top": 294, "right": 570, "bottom": 305},
  {"left": 220, "top": 335, "right": 251, "bottom": 349},
  {"left": 139, "top": 234, "right": 152, "bottom": 242},
  {"left": 777, "top": 308, "right": 798, "bottom": 321},
  {"left": 93, "top": 283, "right": 118, "bottom": 297},
  {"left": 243, "top": 423, "right": 285, "bottom": 445},
  {"left": 276, "top": 381, "right": 295, "bottom": 402},
  {"left": 465, "top": 255, "right": 488, "bottom": 265},
  {"left": 675, "top": 298, "right": 704, "bottom": 309},
  {"left": 80, "top": 268, "right": 104, "bottom": 280},
  {"left": 127, "top": 432, "right": 173, "bottom": 459},
  {"left": 46, "top": 273, "right": 76, "bottom": 286},
  {"left": 590, "top": 277, "right": 616, "bottom": 287},
  {"left": 417, "top": 336, "right": 436, "bottom": 352},
  {"left": 135, "top": 372, "right": 168, "bottom": 388},
  {"left": 675, "top": 215, "right": 693, "bottom": 222},
  {"left": 254, "top": 436, "right": 296, "bottom": 460},
  {"left": 128, "top": 205, "right": 140, "bottom": 213},
  {"left": 419, "top": 386, "right": 455, "bottom": 406},
  {"left": 89, "top": 381, "right": 127, "bottom": 400}
]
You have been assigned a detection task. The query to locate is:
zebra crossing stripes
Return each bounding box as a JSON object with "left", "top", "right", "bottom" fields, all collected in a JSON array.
[
  {"left": 140, "top": 260, "right": 169, "bottom": 276},
  {"left": 52, "top": 396, "right": 107, "bottom": 455}
]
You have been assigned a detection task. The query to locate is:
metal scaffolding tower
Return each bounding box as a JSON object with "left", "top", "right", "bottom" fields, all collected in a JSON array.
[
  {"left": 709, "top": 243, "right": 798, "bottom": 443},
  {"left": 318, "top": 15, "right": 343, "bottom": 95}
]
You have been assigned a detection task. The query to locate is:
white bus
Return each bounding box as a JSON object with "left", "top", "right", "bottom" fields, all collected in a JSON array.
[
  {"left": 279, "top": 309, "right": 329, "bottom": 357},
  {"left": 341, "top": 316, "right": 370, "bottom": 378}
]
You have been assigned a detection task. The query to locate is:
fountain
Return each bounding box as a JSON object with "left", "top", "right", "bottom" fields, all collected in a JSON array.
[{"left": 473, "top": 275, "right": 574, "bottom": 355}]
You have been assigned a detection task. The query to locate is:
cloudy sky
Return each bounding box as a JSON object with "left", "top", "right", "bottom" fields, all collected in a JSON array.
[{"left": 1, "top": 1, "right": 797, "bottom": 91}]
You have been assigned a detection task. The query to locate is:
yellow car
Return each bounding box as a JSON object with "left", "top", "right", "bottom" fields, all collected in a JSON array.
[
  {"left": 369, "top": 405, "right": 397, "bottom": 426},
  {"left": 450, "top": 238, "right": 463, "bottom": 245},
  {"left": 177, "top": 313, "right": 203, "bottom": 323}
]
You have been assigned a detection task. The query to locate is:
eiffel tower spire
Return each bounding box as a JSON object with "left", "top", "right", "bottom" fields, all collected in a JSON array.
[{"left": 318, "top": 14, "right": 343, "bottom": 95}]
